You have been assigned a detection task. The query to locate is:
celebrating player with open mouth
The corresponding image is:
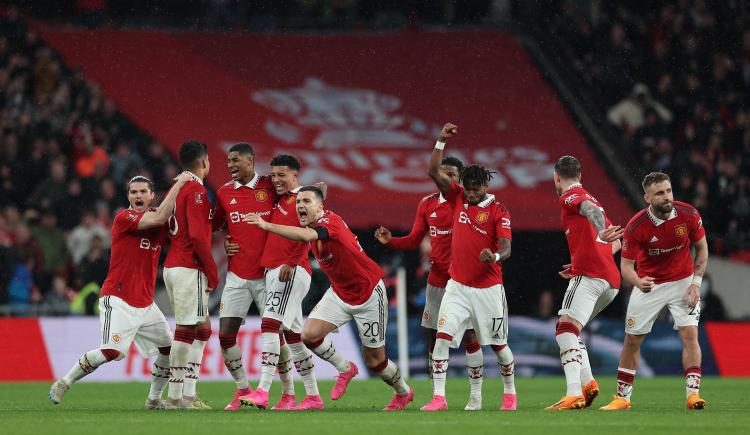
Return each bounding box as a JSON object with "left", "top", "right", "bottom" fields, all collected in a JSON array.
[
  {"left": 601, "top": 172, "right": 709, "bottom": 411},
  {"left": 420, "top": 122, "right": 517, "bottom": 412},
  {"left": 49, "top": 171, "right": 194, "bottom": 408},
  {"left": 244, "top": 186, "right": 415, "bottom": 411},
  {"left": 545, "top": 155, "right": 623, "bottom": 410},
  {"left": 375, "top": 156, "right": 488, "bottom": 410}
]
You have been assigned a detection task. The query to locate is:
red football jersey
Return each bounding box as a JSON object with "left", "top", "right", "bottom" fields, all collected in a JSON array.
[
  {"left": 311, "top": 210, "right": 384, "bottom": 305},
  {"left": 445, "top": 183, "right": 512, "bottom": 288},
  {"left": 163, "top": 176, "right": 218, "bottom": 288},
  {"left": 387, "top": 193, "right": 452, "bottom": 288},
  {"left": 560, "top": 184, "right": 621, "bottom": 288},
  {"left": 260, "top": 187, "right": 311, "bottom": 274},
  {"left": 622, "top": 201, "right": 705, "bottom": 284},
  {"left": 213, "top": 174, "right": 276, "bottom": 280},
  {"left": 100, "top": 209, "right": 165, "bottom": 308}
]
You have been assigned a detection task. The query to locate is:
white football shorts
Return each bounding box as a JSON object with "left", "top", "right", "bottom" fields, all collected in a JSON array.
[
  {"left": 219, "top": 271, "right": 266, "bottom": 321},
  {"left": 558, "top": 276, "right": 619, "bottom": 327},
  {"left": 437, "top": 279, "right": 508, "bottom": 348},
  {"left": 163, "top": 266, "right": 209, "bottom": 326},
  {"left": 98, "top": 295, "right": 172, "bottom": 358},
  {"left": 263, "top": 265, "right": 311, "bottom": 333},
  {"left": 309, "top": 280, "right": 387, "bottom": 348},
  {"left": 625, "top": 275, "right": 699, "bottom": 335}
]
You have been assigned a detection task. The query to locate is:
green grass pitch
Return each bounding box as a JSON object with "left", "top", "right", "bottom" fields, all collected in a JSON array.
[{"left": 2, "top": 377, "right": 748, "bottom": 435}]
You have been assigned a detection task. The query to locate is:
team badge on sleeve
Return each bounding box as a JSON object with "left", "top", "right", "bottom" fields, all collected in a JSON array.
[
  {"left": 195, "top": 192, "right": 203, "bottom": 204},
  {"left": 675, "top": 224, "right": 688, "bottom": 238},
  {"left": 255, "top": 191, "right": 268, "bottom": 202}
]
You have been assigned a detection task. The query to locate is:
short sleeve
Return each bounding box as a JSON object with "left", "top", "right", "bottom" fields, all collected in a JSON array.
[
  {"left": 315, "top": 214, "right": 340, "bottom": 240},
  {"left": 690, "top": 209, "right": 706, "bottom": 241},
  {"left": 560, "top": 190, "right": 585, "bottom": 213},
  {"left": 445, "top": 182, "right": 464, "bottom": 205},
  {"left": 495, "top": 206, "right": 512, "bottom": 240},
  {"left": 621, "top": 225, "right": 639, "bottom": 260},
  {"left": 115, "top": 210, "right": 143, "bottom": 234}
]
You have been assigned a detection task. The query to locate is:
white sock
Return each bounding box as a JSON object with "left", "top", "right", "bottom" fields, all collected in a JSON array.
[
  {"left": 279, "top": 343, "right": 295, "bottom": 395},
  {"left": 556, "top": 332, "right": 582, "bottom": 396},
  {"left": 62, "top": 350, "right": 108, "bottom": 384},
  {"left": 466, "top": 348, "right": 483, "bottom": 397},
  {"left": 148, "top": 353, "right": 171, "bottom": 401},
  {"left": 289, "top": 341, "right": 319, "bottom": 396},
  {"left": 259, "top": 332, "right": 280, "bottom": 391},
  {"left": 184, "top": 338, "right": 207, "bottom": 398},
  {"left": 431, "top": 339, "right": 450, "bottom": 397},
  {"left": 616, "top": 367, "right": 636, "bottom": 400},
  {"left": 578, "top": 337, "right": 594, "bottom": 385},
  {"left": 311, "top": 338, "right": 350, "bottom": 373},
  {"left": 494, "top": 345, "right": 516, "bottom": 394},
  {"left": 168, "top": 340, "right": 192, "bottom": 400},
  {"left": 222, "top": 344, "right": 249, "bottom": 390},
  {"left": 378, "top": 359, "right": 410, "bottom": 396},
  {"left": 685, "top": 366, "right": 701, "bottom": 398}
]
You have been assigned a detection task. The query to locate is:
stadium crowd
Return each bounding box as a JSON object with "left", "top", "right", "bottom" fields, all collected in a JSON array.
[
  {"left": 541, "top": 0, "right": 750, "bottom": 259},
  {"left": 0, "top": 6, "right": 179, "bottom": 313}
]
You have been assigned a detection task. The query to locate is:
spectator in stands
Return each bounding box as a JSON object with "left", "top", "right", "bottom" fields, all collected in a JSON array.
[
  {"left": 55, "top": 178, "right": 87, "bottom": 231},
  {"left": 607, "top": 83, "right": 672, "bottom": 135},
  {"left": 42, "top": 275, "right": 72, "bottom": 316},
  {"left": 74, "top": 234, "right": 109, "bottom": 289},
  {"left": 29, "top": 159, "right": 68, "bottom": 212},
  {"left": 30, "top": 210, "right": 69, "bottom": 293},
  {"left": 110, "top": 140, "right": 144, "bottom": 184},
  {"left": 67, "top": 210, "right": 110, "bottom": 265}
]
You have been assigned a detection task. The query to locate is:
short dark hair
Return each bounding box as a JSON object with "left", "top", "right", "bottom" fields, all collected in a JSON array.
[
  {"left": 228, "top": 142, "right": 254, "bottom": 156},
  {"left": 179, "top": 140, "right": 208, "bottom": 169},
  {"left": 460, "top": 164, "right": 495, "bottom": 187},
  {"left": 127, "top": 175, "right": 154, "bottom": 192},
  {"left": 298, "top": 185, "right": 324, "bottom": 202},
  {"left": 441, "top": 156, "right": 464, "bottom": 172},
  {"left": 270, "top": 154, "right": 301, "bottom": 171},
  {"left": 554, "top": 155, "right": 581, "bottom": 179},
  {"left": 642, "top": 171, "right": 671, "bottom": 191}
]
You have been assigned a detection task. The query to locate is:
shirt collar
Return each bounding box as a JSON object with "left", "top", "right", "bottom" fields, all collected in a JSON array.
[
  {"left": 477, "top": 194, "right": 495, "bottom": 208},
  {"left": 290, "top": 185, "right": 302, "bottom": 194},
  {"left": 647, "top": 206, "right": 677, "bottom": 226},
  {"left": 564, "top": 182, "right": 582, "bottom": 193},
  {"left": 438, "top": 193, "right": 447, "bottom": 204},
  {"left": 234, "top": 172, "right": 259, "bottom": 189},
  {"left": 188, "top": 171, "right": 203, "bottom": 185}
]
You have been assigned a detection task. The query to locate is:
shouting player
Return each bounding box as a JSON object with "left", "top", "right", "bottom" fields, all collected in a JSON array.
[
  {"left": 239, "top": 154, "right": 323, "bottom": 410},
  {"left": 421, "top": 123, "right": 517, "bottom": 412},
  {"left": 49, "top": 172, "right": 193, "bottom": 408},
  {"left": 601, "top": 172, "right": 708, "bottom": 411},
  {"left": 163, "top": 140, "right": 219, "bottom": 409},
  {"left": 244, "top": 186, "right": 414, "bottom": 410},
  {"left": 212, "top": 143, "right": 297, "bottom": 410},
  {"left": 375, "top": 156, "right": 488, "bottom": 410},
  {"left": 545, "top": 156, "right": 624, "bottom": 410}
]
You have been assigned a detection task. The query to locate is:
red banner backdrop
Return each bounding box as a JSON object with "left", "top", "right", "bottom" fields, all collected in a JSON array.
[{"left": 40, "top": 28, "right": 633, "bottom": 230}]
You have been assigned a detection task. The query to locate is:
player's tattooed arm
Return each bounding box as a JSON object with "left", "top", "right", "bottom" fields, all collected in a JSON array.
[
  {"left": 428, "top": 122, "right": 458, "bottom": 196},
  {"left": 138, "top": 171, "right": 193, "bottom": 229},
  {"left": 579, "top": 200, "right": 624, "bottom": 242}
]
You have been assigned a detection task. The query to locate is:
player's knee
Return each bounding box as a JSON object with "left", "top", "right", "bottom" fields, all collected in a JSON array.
[
  {"left": 623, "top": 333, "right": 644, "bottom": 350},
  {"left": 363, "top": 347, "right": 386, "bottom": 368},
  {"left": 301, "top": 330, "right": 323, "bottom": 348}
]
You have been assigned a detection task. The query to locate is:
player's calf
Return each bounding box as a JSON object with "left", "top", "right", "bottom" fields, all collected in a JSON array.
[{"left": 50, "top": 348, "right": 121, "bottom": 404}]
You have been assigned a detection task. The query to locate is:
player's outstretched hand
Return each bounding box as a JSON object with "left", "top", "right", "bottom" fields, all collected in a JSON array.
[
  {"left": 242, "top": 212, "right": 266, "bottom": 229},
  {"left": 598, "top": 225, "right": 625, "bottom": 242},
  {"left": 683, "top": 283, "right": 701, "bottom": 308},
  {"left": 558, "top": 263, "right": 574, "bottom": 279},
  {"left": 636, "top": 275, "right": 655, "bottom": 293},
  {"left": 173, "top": 171, "right": 194, "bottom": 185},
  {"left": 374, "top": 226, "right": 392, "bottom": 244},
  {"left": 479, "top": 248, "right": 496, "bottom": 263},
  {"left": 279, "top": 264, "right": 294, "bottom": 282},
  {"left": 224, "top": 235, "right": 239, "bottom": 257},
  {"left": 439, "top": 122, "right": 458, "bottom": 142}
]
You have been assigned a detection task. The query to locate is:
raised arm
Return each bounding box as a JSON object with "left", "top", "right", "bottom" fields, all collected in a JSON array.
[
  {"left": 244, "top": 213, "right": 319, "bottom": 242},
  {"left": 137, "top": 171, "right": 193, "bottom": 229},
  {"left": 428, "top": 122, "right": 458, "bottom": 196}
]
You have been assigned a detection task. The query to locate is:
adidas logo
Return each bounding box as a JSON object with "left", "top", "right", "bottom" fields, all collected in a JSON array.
[
  {"left": 229, "top": 198, "right": 237, "bottom": 205},
  {"left": 370, "top": 338, "right": 377, "bottom": 344},
  {"left": 267, "top": 307, "right": 275, "bottom": 313},
  {"left": 492, "top": 334, "right": 500, "bottom": 339},
  {"left": 429, "top": 211, "right": 437, "bottom": 218},
  {"left": 649, "top": 236, "right": 658, "bottom": 243}
]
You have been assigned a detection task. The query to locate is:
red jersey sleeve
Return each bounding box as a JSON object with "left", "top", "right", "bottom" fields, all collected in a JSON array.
[
  {"left": 387, "top": 199, "right": 428, "bottom": 250},
  {"left": 560, "top": 189, "right": 586, "bottom": 213},
  {"left": 495, "top": 206, "right": 512, "bottom": 240},
  {"left": 187, "top": 190, "right": 219, "bottom": 288},
  {"left": 621, "top": 224, "right": 639, "bottom": 260},
  {"left": 115, "top": 210, "right": 144, "bottom": 234},
  {"left": 315, "top": 213, "right": 341, "bottom": 240},
  {"left": 212, "top": 193, "right": 227, "bottom": 232},
  {"left": 690, "top": 209, "right": 706, "bottom": 242},
  {"left": 445, "top": 182, "right": 463, "bottom": 204}
]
